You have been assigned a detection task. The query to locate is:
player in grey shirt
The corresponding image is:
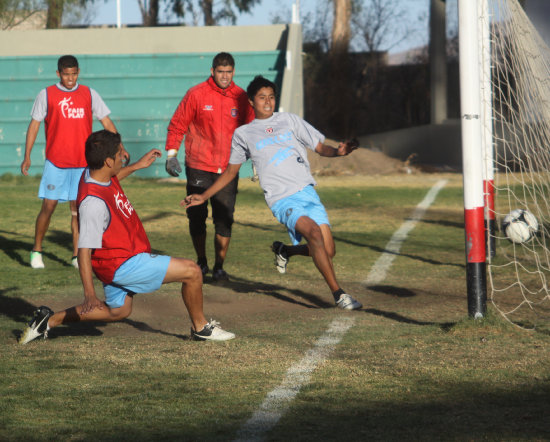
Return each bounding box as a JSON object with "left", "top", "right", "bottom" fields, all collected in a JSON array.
[{"left": 185, "top": 75, "right": 362, "bottom": 311}]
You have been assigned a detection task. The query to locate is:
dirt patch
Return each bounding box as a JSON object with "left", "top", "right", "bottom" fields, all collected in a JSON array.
[{"left": 307, "top": 140, "right": 416, "bottom": 176}]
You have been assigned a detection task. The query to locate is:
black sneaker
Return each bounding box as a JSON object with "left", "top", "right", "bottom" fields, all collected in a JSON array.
[
  {"left": 18, "top": 306, "right": 54, "bottom": 344},
  {"left": 271, "top": 241, "right": 288, "bottom": 274},
  {"left": 191, "top": 320, "right": 235, "bottom": 341},
  {"left": 197, "top": 261, "right": 209, "bottom": 277},
  {"left": 212, "top": 268, "right": 229, "bottom": 282}
]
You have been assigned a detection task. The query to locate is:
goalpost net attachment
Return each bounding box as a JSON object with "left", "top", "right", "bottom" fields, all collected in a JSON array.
[{"left": 483, "top": 0, "right": 550, "bottom": 327}]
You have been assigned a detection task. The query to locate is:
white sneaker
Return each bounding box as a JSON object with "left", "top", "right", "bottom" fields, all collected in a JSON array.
[
  {"left": 336, "top": 293, "right": 362, "bottom": 310},
  {"left": 191, "top": 320, "right": 235, "bottom": 341},
  {"left": 271, "top": 241, "right": 288, "bottom": 274},
  {"left": 19, "top": 306, "right": 54, "bottom": 344},
  {"left": 30, "top": 251, "right": 45, "bottom": 269},
  {"left": 71, "top": 256, "right": 79, "bottom": 269}
]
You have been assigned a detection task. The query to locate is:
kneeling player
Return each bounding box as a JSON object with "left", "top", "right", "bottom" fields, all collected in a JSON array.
[{"left": 19, "top": 130, "right": 234, "bottom": 344}]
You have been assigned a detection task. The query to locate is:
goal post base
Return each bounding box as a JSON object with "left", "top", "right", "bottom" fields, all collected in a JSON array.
[{"left": 467, "top": 262, "right": 487, "bottom": 319}]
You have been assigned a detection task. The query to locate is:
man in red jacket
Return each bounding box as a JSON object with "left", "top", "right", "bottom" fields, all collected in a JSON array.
[{"left": 165, "top": 52, "right": 254, "bottom": 282}]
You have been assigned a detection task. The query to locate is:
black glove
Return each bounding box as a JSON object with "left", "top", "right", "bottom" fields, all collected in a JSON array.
[{"left": 165, "top": 157, "right": 182, "bottom": 177}]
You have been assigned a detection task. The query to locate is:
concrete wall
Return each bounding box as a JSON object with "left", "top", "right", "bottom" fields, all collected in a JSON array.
[
  {"left": 0, "top": 24, "right": 303, "bottom": 178},
  {"left": 359, "top": 119, "right": 463, "bottom": 169}
]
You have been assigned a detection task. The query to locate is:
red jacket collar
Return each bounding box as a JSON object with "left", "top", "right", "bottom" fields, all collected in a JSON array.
[{"left": 207, "top": 76, "right": 237, "bottom": 96}]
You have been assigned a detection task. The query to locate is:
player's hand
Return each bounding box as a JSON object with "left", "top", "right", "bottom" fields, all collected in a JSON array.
[
  {"left": 166, "top": 157, "right": 182, "bottom": 177},
  {"left": 182, "top": 194, "right": 206, "bottom": 208},
  {"left": 134, "top": 149, "right": 161, "bottom": 169},
  {"left": 21, "top": 158, "right": 31, "bottom": 176},
  {"left": 80, "top": 295, "right": 104, "bottom": 315},
  {"left": 121, "top": 144, "right": 130, "bottom": 167},
  {"left": 338, "top": 138, "right": 359, "bottom": 156}
]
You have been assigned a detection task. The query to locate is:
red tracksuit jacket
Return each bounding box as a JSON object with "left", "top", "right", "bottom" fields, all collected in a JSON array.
[{"left": 165, "top": 76, "right": 254, "bottom": 174}]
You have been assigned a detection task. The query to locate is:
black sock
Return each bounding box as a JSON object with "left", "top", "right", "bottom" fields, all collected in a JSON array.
[
  {"left": 332, "top": 288, "right": 345, "bottom": 302},
  {"left": 197, "top": 257, "right": 207, "bottom": 267},
  {"left": 213, "top": 263, "right": 223, "bottom": 272}
]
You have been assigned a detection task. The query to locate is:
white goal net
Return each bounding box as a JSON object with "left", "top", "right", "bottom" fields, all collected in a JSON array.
[{"left": 484, "top": 0, "right": 550, "bottom": 327}]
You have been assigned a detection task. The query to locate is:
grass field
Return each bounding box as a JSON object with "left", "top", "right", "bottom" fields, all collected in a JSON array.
[{"left": 1, "top": 172, "right": 549, "bottom": 441}]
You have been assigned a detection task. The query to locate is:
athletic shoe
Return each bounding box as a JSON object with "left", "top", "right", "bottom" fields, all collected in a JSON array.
[
  {"left": 271, "top": 241, "right": 288, "bottom": 274},
  {"left": 191, "top": 320, "right": 235, "bottom": 341},
  {"left": 198, "top": 262, "right": 209, "bottom": 277},
  {"left": 212, "top": 268, "right": 229, "bottom": 282},
  {"left": 18, "top": 306, "right": 54, "bottom": 344},
  {"left": 30, "top": 251, "right": 45, "bottom": 269},
  {"left": 71, "top": 256, "right": 79, "bottom": 269},
  {"left": 336, "top": 293, "right": 362, "bottom": 310}
]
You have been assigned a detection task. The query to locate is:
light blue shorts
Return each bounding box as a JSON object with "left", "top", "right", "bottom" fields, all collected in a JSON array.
[
  {"left": 38, "top": 160, "right": 85, "bottom": 202},
  {"left": 103, "top": 253, "right": 171, "bottom": 308},
  {"left": 270, "top": 185, "right": 330, "bottom": 245}
]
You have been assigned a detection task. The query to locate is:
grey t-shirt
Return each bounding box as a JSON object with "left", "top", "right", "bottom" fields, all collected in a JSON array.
[
  {"left": 77, "top": 169, "right": 111, "bottom": 249},
  {"left": 30, "top": 82, "right": 111, "bottom": 122},
  {"left": 230, "top": 112, "right": 325, "bottom": 208}
]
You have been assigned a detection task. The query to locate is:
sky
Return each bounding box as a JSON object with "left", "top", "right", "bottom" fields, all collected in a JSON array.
[{"left": 80, "top": 0, "right": 431, "bottom": 55}]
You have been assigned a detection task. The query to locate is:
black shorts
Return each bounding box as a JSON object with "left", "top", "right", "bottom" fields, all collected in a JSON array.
[{"left": 185, "top": 166, "right": 238, "bottom": 238}]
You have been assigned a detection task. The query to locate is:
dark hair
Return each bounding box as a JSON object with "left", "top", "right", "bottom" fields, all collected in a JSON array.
[
  {"left": 246, "top": 75, "right": 277, "bottom": 101},
  {"left": 212, "top": 52, "right": 235, "bottom": 69},
  {"left": 85, "top": 130, "right": 122, "bottom": 170},
  {"left": 57, "top": 55, "right": 79, "bottom": 72}
]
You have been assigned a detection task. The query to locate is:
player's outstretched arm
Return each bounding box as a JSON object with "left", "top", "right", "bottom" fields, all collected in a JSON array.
[
  {"left": 315, "top": 138, "right": 359, "bottom": 157},
  {"left": 117, "top": 148, "right": 161, "bottom": 180},
  {"left": 78, "top": 248, "right": 104, "bottom": 314},
  {"left": 21, "top": 119, "right": 41, "bottom": 176},
  {"left": 100, "top": 116, "right": 130, "bottom": 163},
  {"left": 183, "top": 163, "right": 241, "bottom": 208}
]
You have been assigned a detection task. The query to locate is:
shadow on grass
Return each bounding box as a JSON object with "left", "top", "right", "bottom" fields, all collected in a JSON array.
[
  {"left": 266, "top": 383, "right": 550, "bottom": 441},
  {"left": 234, "top": 220, "right": 284, "bottom": 234},
  {"left": 122, "top": 318, "right": 189, "bottom": 341},
  {"left": 368, "top": 285, "right": 416, "bottom": 298},
  {"left": 47, "top": 229, "right": 74, "bottom": 254},
  {"left": 0, "top": 230, "right": 73, "bottom": 267},
  {"left": 364, "top": 307, "right": 455, "bottom": 330},
  {"left": 47, "top": 319, "right": 189, "bottom": 341},
  {"left": 333, "top": 233, "right": 464, "bottom": 268},
  {"left": 1, "top": 289, "right": 187, "bottom": 342},
  {"left": 211, "top": 274, "right": 334, "bottom": 309},
  {"left": 0, "top": 233, "right": 31, "bottom": 267},
  {"left": 0, "top": 287, "right": 35, "bottom": 323},
  {"left": 139, "top": 210, "right": 181, "bottom": 223}
]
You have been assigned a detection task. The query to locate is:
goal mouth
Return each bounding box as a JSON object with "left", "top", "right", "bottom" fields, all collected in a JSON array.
[{"left": 484, "top": 0, "right": 550, "bottom": 328}]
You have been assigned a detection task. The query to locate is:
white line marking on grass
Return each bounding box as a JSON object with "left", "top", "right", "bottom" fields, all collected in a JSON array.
[
  {"left": 235, "top": 180, "right": 446, "bottom": 441},
  {"left": 363, "top": 179, "right": 448, "bottom": 286},
  {"left": 234, "top": 316, "right": 355, "bottom": 442}
]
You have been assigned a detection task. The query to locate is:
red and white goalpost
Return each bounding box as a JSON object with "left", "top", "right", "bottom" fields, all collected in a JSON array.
[{"left": 459, "top": 0, "right": 487, "bottom": 318}]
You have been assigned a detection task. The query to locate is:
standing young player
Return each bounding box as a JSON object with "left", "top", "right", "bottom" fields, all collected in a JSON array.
[
  {"left": 21, "top": 55, "right": 126, "bottom": 270},
  {"left": 19, "top": 130, "right": 235, "bottom": 345},
  {"left": 165, "top": 52, "right": 254, "bottom": 282},
  {"left": 185, "top": 76, "right": 362, "bottom": 310}
]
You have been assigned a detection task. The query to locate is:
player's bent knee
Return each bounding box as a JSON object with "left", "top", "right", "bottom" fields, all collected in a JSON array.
[{"left": 164, "top": 257, "right": 202, "bottom": 283}]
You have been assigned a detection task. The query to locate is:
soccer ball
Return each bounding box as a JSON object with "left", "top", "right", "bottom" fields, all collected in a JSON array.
[{"left": 502, "top": 209, "right": 538, "bottom": 244}]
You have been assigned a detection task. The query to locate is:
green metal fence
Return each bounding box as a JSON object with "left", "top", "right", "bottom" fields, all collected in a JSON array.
[{"left": 0, "top": 51, "right": 284, "bottom": 178}]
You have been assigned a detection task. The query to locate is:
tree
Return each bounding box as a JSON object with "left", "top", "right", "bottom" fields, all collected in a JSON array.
[
  {"left": 330, "top": 0, "right": 352, "bottom": 55},
  {"left": 45, "top": 0, "right": 62, "bottom": 27},
  {"left": 137, "top": 0, "right": 159, "bottom": 26},
  {"left": 0, "top": 0, "right": 92, "bottom": 29},
  {"left": 351, "top": 0, "right": 420, "bottom": 53},
  {"left": 0, "top": 0, "right": 44, "bottom": 30},
  {"left": 137, "top": 0, "right": 260, "bottom": 27}
]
